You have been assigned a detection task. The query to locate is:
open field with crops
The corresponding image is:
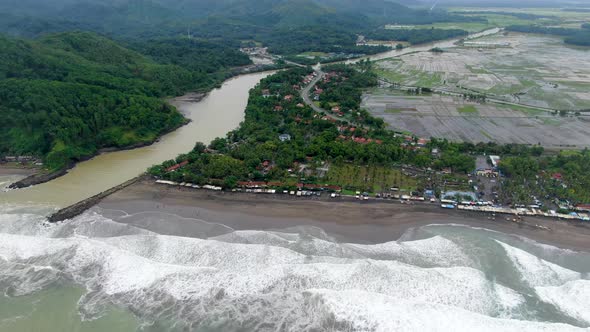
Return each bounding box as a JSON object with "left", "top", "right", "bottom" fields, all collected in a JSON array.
[
  {"left": 362, "top": 93, "right": 590, "bottom": 148},
  {"left": 374, "top": 33, "right": 590, "bottom": 110},
  {"left": 326, "top": 165, "right": 418, "bottom": 193},
  {"left": 414, "top": 7, "right": 590, "bottom": 32}
]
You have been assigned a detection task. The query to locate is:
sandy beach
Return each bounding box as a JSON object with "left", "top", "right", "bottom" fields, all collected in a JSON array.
[
  {"left": 98, "top": 179, "right": 590, "bottom": 251},
  {"left": 0, "top": 166, "right": 38, "bottom": 176}
]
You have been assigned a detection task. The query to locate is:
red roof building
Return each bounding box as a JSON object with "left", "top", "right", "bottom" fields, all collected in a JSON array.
[
  {"left": 417, "top": 138, "right": 429, "bottom": 146},
  {"left": 166, "top": 160, "right": 189, "bottom": 172}
]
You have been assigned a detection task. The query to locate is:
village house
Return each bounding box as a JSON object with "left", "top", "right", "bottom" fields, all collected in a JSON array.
[
  {"left": 417, "top": 138, "right": 429, "bottom": 147},
  {"left": 330, "top": 106, "right": 344, "bottom": 116},
  {"left": 1, "top": 155, "right": 37, "bottom": 163},
  {"left": 431, "top": 148, "right": 440, "bottom": 158},
  {"left": 489, "top": 155, "right": 501, "bottom": 168},
  {"left": 279, "top": 134, "right": 291, "bottom": 142},
  {"left": 166, "top": 160, "right": 189, "bottom": 172}
]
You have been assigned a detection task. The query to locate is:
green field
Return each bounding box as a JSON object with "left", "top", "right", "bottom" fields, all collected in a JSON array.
[
  {"left": 326, "top": 164, "right": 417, "bottom": 193},
  {"left": 385, "top": 109, "right": 404, "bottom": 114},
  {"left": 299, "top": 51, "right": 329, "bottom": 57},
  {"left": 374, "top": 64, "right": 443, "bottom": 88},
  {"left": 458, "top": 105, "right": 478, "bottom": 114},
  {"left": 412, "top": 8, "right": 573, "bottom": 32}
]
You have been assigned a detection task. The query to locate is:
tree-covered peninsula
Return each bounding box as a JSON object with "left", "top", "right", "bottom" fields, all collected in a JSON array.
[{"left": 0, "top": 31, "right": 251, "bottom": 170}]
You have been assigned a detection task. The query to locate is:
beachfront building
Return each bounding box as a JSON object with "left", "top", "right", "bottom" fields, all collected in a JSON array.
[{"left": 489, "top": 155, "right": 501, "bottom": 168}]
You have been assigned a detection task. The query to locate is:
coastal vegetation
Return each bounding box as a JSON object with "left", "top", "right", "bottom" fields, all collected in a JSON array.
[
  {"left": 149, "top": 66, "right": 480, "bottom": 193},
  {"left": 0, "top": 31, "right": 251, "bottom": 170},
  {"left": 149, "top": 61, "right": 590, "bottom": 209},
  {"left": 500, "top": 150, "right": 590, "bottom": 206}
]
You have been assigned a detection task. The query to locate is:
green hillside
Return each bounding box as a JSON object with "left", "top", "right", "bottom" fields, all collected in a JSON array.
[
  {"left": 0, "top": 0, "right": 482, "bottom": 56},
  {"left": 0, "top": 32, "right": 248, "bottom": 170}
]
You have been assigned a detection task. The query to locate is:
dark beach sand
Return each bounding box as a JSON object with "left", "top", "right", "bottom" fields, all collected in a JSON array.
[
  {"left": 0, "top": 167, "right": 38, "bottom": 176},
  {"left": 98, "top": 179, "right": 590, "bottom": 251}
]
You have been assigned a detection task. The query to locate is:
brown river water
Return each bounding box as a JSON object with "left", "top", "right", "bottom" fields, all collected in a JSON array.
[{"left": 0, "top": 71, "right": 272, "bottom": 207}]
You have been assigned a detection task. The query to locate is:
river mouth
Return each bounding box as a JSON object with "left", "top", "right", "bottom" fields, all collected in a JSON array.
[{"left": 0, "top": 72, "right": 272, "bottom": 208}]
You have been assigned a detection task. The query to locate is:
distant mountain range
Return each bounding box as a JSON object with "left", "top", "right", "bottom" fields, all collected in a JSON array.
[{"left": 0, "top": 0, "right": 467, "bottom": 38}]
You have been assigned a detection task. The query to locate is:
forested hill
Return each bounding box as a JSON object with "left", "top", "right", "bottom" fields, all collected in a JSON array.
[
  {"left": 0, "top": 32, "right": 250, "bottom": 170},
  {"left": 0, "top": 0, "right": 482, "bottom": 56}
]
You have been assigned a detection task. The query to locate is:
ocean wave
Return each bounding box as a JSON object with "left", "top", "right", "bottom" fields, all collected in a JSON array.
[
  {"left": 497, "top": 240, "right": 581, "bottom": 287},
  {"left": 312, "top": 289, "right": 587, "bottom": 332},
  {"left": 536, "top": 279, "right": 590, "bottom": 325},
  {"left": 0, "top": 208, "right": 589, "bottom": 330}
]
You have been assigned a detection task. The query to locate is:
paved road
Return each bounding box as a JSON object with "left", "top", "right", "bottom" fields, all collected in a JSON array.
[
  {"left": 300, "top": 68, "right": 343, "bottom": 123},
  {"left": 378, "top": 79, "right": 559, "bottom": 114}
]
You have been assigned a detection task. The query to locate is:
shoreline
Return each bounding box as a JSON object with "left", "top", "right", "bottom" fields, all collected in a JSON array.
[
  {"left": 5, "top": 66, "right": 280, "bottom": 192},
  {"left": 6, "top": 93, "right": 203, "bottom": 190},
  {"left": 97, "top": 179, "right": 590, "bottom": 251},
  {"left": 0, "top": 166, "right": 39, "bottom": 176}
]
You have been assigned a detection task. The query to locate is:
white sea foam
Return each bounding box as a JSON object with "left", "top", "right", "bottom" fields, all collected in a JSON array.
[
  {"left": 1, "top": 208, "right": 589, "bottom": 330},
  {"left": 0, "top": 231, "right": 521, "bottom": 318},
  {"left": 536, "top": 279, "right": 590, "bottom": 325},
  {"left": 497, "top": 240, "right": 581, "bottom": 287},
  {"left": 214, "top": 230, "right": 472, "bottom": 267},
  {"left": 312, "top": 289, "right": 587, "bottom": 332}
]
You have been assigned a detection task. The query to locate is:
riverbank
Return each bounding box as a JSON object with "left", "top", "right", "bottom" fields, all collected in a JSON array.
[
  {"left": 5, "top": 93, "right": 201, "bottom": 190},
  {"left": 97, "top": 179, "right": 590, "bottom": 251},
  {"left": 0, "top": 166, "right": 39, "bottom": 176}
]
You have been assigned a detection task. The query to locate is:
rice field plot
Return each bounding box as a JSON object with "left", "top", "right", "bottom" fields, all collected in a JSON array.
[
  {"left": 326, "top": 165, "right": 417, "bottom": 193},
  {"left": 362, "top": 93, "right": 590, "bottom": 148},
  {"left": 373, "top": 33, "right": 590, "bottom": 110}
]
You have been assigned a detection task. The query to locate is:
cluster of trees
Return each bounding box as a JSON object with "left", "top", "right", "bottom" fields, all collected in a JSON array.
[
  {"left": 429, "top": 140, "right": 545, "bottom": 158},
  {"left": 367, "top": 28, "right": 468, "bottom": 45},
  {"left": 127, "top": 38, "right": 251, "bottom": 75},
  {"left": 317, "top": 64, "right": 379, "bottom": 115},
  {"left": 261, "top": 26, "right": 389, "bottom": 56},
  {"left": 499, "top": 150, "right": 590, "bottom": 205},
  {"left": 0, "top": 31, "right": 250, "bottom": 170},
  {"left": 150, "top": 67, "right": 481, "bottom": 189},
  {"left": 507, "top": 25, "right": 590, "bottom": 46}
]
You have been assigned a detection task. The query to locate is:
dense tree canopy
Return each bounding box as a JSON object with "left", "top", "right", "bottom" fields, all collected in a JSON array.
[
  {"left": 150, "top": 67, "right": 480, "bottom": 190},
  {"left": 0, "top": 31, "right": 250, "bottom": 169}
]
